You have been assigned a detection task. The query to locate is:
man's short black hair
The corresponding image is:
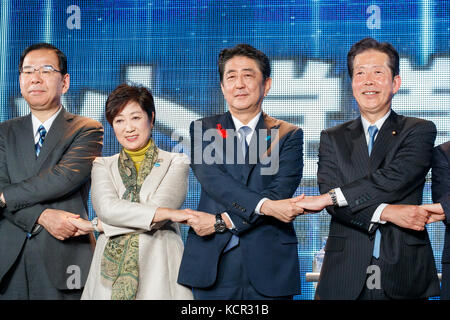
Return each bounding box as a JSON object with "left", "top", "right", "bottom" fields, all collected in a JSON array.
[
  {"left": 347, "top": 37, "right": 399, "bottom": 79},
  {"left": 218, "top": 44, "right": 271, "bottom": 82},
  {"left": 19, "top": 43, "right": 68, "bottom": 75}
]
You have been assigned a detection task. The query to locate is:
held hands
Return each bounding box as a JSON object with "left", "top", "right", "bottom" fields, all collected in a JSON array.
[
  {"left": 420, "top": 203, "right": 445, "bottom": 224},
  {"left": 380, "top": 203, "right": 444, "bottom": 231},
  {"left": 37, "top": 209, "right": 81, "bottom": 241},
  {"left": 259, "top": 193, "right": 331, "bottom": 223},
  {"left": 290, "top": 193, "right": 333, "bottom": 214},
  {"left": 68, "top": 217, "right": 104, "bottom": 236},
  {"left": 155, "top": 207, "right": 217, "bottom": 236},
  {"left": 184, "top": 209, "right": 221, "bottom": 236},
  {"left": 260, "top": 197, "right": 305, "bottom": 223}
]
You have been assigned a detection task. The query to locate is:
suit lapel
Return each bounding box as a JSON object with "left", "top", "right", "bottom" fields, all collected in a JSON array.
[
  {"left": 15, "top": 115, "right": 38, "bottom": 175},
  {"left": 369, "top": 111, "right": 400, "bottom": 172},
  {"left": 346, "top": 117, "right": 370, "bottom": 179},
  {"left": 111, "top": 149, "right": 172, "bottom": 201},
  {"left": 35, "top": 107, "right": 73, "bottom": 170},
  {"left": 241, "top": 113, "right": 268, "bottom": 183},
  {"left": 139, "top": 149, "right": 171, "bottom": 200},
  {"left": 219, "top": 112, "right": 244, "bottom": 182}
]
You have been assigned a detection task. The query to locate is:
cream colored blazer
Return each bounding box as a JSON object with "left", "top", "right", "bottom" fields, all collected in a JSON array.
[{"left": 81, "top": 148, "right": 193, "bottom": 300}]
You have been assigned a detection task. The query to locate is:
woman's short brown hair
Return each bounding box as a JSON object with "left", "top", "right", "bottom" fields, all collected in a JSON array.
[{"left": 105, "top": 83, "right": 155, "bottom": 126}]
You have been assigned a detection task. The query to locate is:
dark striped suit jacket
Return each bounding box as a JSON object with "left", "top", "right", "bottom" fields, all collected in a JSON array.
[
  {"left": 315, "top": 111, "right": 440, "bottom": 300},
  {"left": 431, "top": 141, "right": 450, "bottom": 298}
]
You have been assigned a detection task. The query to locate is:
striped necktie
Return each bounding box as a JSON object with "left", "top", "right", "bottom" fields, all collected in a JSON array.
[{"left": 35, "top": 125, "right": 47, "bottom": 157}]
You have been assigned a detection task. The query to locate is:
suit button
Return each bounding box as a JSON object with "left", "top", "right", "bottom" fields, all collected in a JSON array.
[
  {"left": 242, "top": 220, "right": 248, "bottom": 225},
  {"left": 241, "top": 208, "right": 246, "bottom": 212}
]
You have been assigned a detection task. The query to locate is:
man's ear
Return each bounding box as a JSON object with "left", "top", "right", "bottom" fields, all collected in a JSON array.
[{"left": 62, "top": 73, "right": 70, "bottom": 94}]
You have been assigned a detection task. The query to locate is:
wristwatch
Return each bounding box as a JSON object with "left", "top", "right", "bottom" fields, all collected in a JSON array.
[
  {"left": 214, "top": 214, "right": 226, "bottom": 233},
  {"left": 91, "top": 217, "right": 100, "bottom": 232},
  {"left": 328, "top": 189, "right": 338, "bottom": 206}
]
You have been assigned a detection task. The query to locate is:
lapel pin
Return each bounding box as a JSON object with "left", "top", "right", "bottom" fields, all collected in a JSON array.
[
  {"left": 392, "top": 130, "right": 397, "bottom": 135},
  {"left": 154, "top": 158, "right": 163, "bottom": 167}
]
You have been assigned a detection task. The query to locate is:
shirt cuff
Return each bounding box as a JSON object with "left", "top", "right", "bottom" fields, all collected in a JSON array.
[
  {"left": 372, "top": 203, "right": 388, "bottom": 224},
  {"left": 255, "top": 197, "right": 269, "bottom": 215},
  {"left": 222, "top": 212, "right": 236, "bottom": 230},
  {"left": 334, "top": 188, "right": 348, "bottom": 207}
]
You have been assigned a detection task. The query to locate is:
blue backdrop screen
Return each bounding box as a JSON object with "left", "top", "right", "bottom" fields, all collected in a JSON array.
[{"left": 1, "top": 0, "right": 449, "bottom": 300}]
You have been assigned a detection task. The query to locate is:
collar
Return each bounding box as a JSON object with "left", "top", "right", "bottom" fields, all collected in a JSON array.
[
  {"left": 361, "top": 109, "right": 391, "bottom": 142},
  {"left": 31, "top": 106, "right": 62, "bottom": 141},
  {"left": 231, "top": 112, "right": 262, "bottom": 141}
]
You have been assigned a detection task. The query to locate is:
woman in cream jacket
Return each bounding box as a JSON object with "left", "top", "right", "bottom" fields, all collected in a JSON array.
[{"left": 70, "top": 84, "right": 193, "bottom": 300}]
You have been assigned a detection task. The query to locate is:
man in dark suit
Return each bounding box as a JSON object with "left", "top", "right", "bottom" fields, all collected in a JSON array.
[
  {"left": 177, "top": 44, "right": 304, "bottom": 299},
  {"left": 292, "top": 38, "right": 440, "bottom": 299},
  {"left": 421, "top": 141, "right": 450, "bottom": 299},
  {"left": 0, "top": 43, "right": 103, "bottom": 299}
]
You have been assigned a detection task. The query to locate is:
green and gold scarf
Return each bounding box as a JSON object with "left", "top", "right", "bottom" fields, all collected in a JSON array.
[{"left": 100, "top": 139, "right": 158, "bottom": 300}]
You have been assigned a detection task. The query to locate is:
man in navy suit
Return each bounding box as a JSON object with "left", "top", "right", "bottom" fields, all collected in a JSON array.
[{"left": 177, "top": 44, "right": 304, "bottom": 299}]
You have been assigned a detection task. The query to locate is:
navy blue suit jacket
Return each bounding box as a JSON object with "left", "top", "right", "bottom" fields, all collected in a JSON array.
[{"left": 177, "top": 111, "right": 303, "bottom": 297}]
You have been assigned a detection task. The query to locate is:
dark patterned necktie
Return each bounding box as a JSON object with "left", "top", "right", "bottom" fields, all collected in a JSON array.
[{"left": 35, "top": 125, "right": 47, "bottom": 156}]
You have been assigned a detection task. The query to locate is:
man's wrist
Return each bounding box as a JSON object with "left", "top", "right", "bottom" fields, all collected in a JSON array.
[
  {"left": 221, "top": 213, "right": 233, "bottom": 229},
  {"left": 255, "top": 198, "right": 269, "bottom": 215},
  {"left": 259, "top": 199, "right": 274, "bottom": 216},
  {"left": 380, "top": 204, "right": 392, "bottom": 223}
]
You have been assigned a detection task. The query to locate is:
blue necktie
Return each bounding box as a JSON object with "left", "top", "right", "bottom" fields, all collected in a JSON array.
[
  {"left": 238, "top": 126, "right": 251, "bottom": 159},
  {"left": 35, "top": 125, "right": 47, "bottom": 157},
  {"left": 223, "top": 126, "right": 252, "bottom": 253},
  {"left": 368, "top": 125, "right": 381, "bottom": 259}
]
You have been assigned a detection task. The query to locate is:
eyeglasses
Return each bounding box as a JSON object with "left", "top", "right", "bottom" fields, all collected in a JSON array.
[{"left": 20, "top": 65, "right": 62, "bottom": 78}]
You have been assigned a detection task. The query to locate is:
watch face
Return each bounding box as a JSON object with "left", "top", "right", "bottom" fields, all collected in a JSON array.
[
  {"left": 216, "top": 222, "right": 226, "bottom": 233},
  {"left": 214, "top": 215, "right": 226, "bottom": 233}
]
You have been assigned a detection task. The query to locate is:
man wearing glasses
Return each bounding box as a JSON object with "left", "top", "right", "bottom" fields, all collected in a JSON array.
[{"left": 0, "top": 43, "right": 103, "bottom": 299}]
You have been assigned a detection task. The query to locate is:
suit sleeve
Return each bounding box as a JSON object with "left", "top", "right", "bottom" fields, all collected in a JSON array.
[
  {"left": 318, "top": 130, "right": 380, "bottom": 232},
  {"left": 190, "top": 120, "right": 303, "bottom": 229},
  {"left": 340, "top": 121, "right": 435, "bottom": 209},
  {"left": 318, "top": 120, "right": 436, "bottom": 232},
  {"left": 2, "top": 121, "right": 103, "bottom": 212},
  {"left": 431, "top": 144, "right": 450, "bottom": 224},
  {"left": 91, "top": 153, "right": 189, "bottom": 237}
]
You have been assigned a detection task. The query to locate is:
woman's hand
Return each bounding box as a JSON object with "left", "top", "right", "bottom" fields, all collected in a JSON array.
[
  {"left": 68, "top": 217, "right": 104, "bottom": 235},
  {"left": 154, "top": 207, "right": 193, "bottom": 224}
]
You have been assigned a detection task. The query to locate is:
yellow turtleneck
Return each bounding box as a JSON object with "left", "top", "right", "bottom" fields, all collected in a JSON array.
[{"left": 124, "top": 139, "right": 152, "bottom": 173}]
